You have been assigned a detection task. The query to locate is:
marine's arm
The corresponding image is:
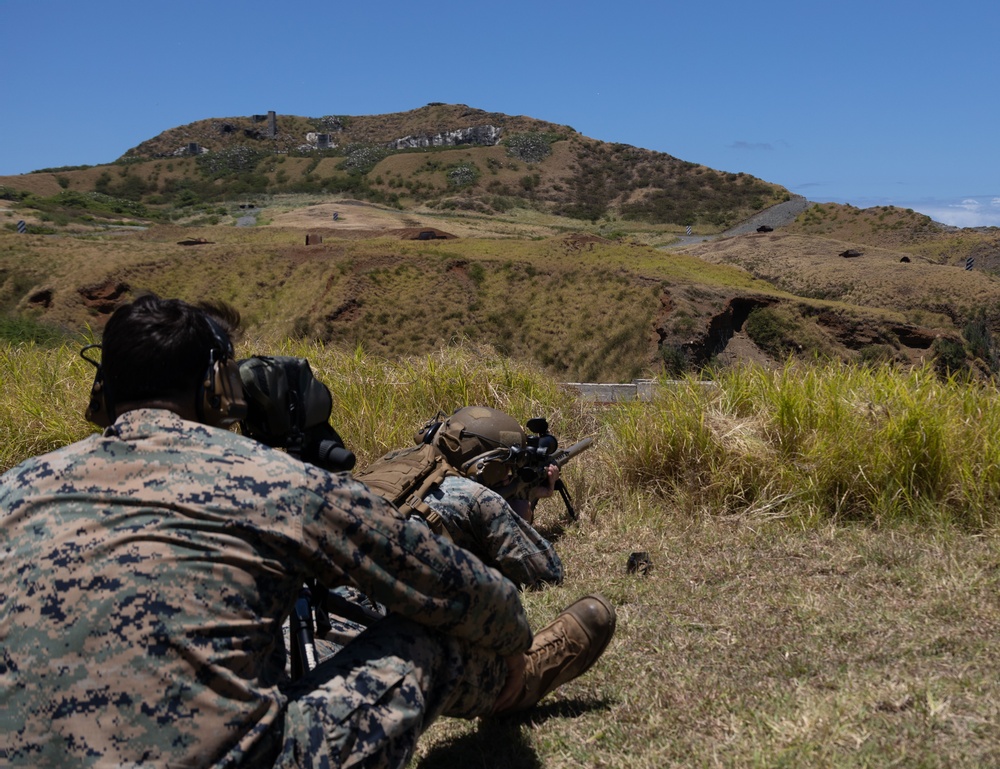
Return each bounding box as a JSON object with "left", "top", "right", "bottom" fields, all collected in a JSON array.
[
  {"left": 299, "top": 470, "right": 532, "bottom": 656},
  {"left": 467, "top": 482, "right": 564, "bottom": 588},
  {"left": 426, "top": 477, "right": 563, "bottom": 588}
]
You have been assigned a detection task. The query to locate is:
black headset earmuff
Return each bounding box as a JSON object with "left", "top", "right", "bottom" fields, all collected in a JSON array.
[
  {"left": 414, "top": 415, "right": 443, "bottom": 445},
  {"left": 198, "top": 316, "right": 248, "bottom": 428},
  {"left": 81, "top": 344, "right": 112, "bottom": 428}
]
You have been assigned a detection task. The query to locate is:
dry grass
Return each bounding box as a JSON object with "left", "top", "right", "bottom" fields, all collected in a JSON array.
[
  {"left": 677, "top": 231, "right": 1000, "bottom": 328},
  {"left": 411, "top": 514, "right": 1000, "bottom": 768},
  {"left": 4, "top": 341, "right": 1000, "bottom": 767},
  {"left": 0, "top": 225, "right": 771, "bottom": 382}
]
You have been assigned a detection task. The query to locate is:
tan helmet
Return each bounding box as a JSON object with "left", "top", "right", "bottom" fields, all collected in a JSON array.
[{"left": 432, "top": 406, "right": 526, "bottom": 487}]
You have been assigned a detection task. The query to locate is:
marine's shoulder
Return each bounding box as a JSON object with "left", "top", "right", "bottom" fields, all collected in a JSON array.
[{"left": 435, "top": 474, "right": 506, "bottom": 507}]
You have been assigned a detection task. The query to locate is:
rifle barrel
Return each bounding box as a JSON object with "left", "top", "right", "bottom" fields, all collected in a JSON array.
[{"left": 554, "top": 437, "right": 594, "bottom": 467}]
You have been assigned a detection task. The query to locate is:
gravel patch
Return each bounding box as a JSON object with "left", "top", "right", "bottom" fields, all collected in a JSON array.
[
  {"left": 720, "top": 194, "right": 812, "bottom": 237},
  {"left": 669, "top": 195, "right": 812, "bottom": 246}
]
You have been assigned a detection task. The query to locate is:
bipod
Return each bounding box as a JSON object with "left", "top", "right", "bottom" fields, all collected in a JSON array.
[{"left": 555, "top": 479, "right": 578, "bottom": 521}]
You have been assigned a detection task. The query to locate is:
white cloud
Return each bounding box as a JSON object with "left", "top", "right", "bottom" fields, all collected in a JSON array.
[
  {"left": 892, "top": 196, "right": 1000, "bottom": 228},
  {"left": 730, "top": 141, "right": 773, "bottom": 151}
]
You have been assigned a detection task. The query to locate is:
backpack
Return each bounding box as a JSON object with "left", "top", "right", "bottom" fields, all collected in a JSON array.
[{"left": 354, "top": 443, "right": 460, "bottom": 537}]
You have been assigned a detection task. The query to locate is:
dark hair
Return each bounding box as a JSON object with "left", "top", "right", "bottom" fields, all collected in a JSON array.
[{"left": 101, "top": 294, "right": 241, "bottom": 405}]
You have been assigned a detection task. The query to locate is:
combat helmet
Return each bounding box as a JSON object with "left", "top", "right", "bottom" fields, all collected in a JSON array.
[{"left": 426, "top": 406, "right": 526, "bottom": 488}]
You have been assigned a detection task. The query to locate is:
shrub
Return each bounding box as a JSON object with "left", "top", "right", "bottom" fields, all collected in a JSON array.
[
  {"left": 504, "top": 132, "right": 555, "bottom": 163},
  {"left": 745, "top": 306, "right": 797, "bottom": 359},
  {"left": 933, "top": 337, "right": 969, "bottom": 379},
  {"left": 196, "top": 146, "right": 269, "bottom": 177},
  {"left": 962, "top": 308, "right": 999, "bottom": 373},
  {"left": 339, "top": 144, "right": 392, "bottom": 175},
  {"left": 446, "top": 163, "right": 480, "bottom": 188}
]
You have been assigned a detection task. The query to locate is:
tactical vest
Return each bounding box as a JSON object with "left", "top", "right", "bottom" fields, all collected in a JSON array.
[{"left": 354, "top": 444, "right": 461, "bottom": 537}]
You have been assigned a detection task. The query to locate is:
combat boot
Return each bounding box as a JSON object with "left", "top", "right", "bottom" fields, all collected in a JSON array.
[{"left": 493, "top": 593, "right": 616, "bottom": 715}]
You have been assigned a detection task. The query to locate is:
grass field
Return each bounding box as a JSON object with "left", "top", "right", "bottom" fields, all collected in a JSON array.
[{"left": 3, "top": 338, "right": 1000, "bottom": 767}]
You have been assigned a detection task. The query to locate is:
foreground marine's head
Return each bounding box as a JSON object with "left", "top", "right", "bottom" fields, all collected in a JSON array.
[{"left": 82, "top": 294, "right": 247, "bottom": 428}]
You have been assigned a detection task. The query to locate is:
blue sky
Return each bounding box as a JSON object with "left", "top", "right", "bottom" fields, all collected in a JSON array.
[{"left": 2, "top": 0, "right": 998, "bottom": 226}]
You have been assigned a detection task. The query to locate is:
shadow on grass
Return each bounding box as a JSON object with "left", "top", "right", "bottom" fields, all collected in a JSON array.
[
  {"left": 415, "top": 697, "right": 611, "bottom": 769},
  {"left": 535, "top": 517, "right": 568, "bottom": 544}
]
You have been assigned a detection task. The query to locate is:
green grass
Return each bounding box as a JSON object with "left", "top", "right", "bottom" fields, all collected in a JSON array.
[{"left": 4, "top": 342, "right": 1000, "bottom": 766}]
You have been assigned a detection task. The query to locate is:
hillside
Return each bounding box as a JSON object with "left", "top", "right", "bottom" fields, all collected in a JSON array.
[
  {"left": 0, "top": 103, "right": 788, "bottom": 231},
  {"left": 2, "top": 105, "right": 1000, "bottom": 380}
]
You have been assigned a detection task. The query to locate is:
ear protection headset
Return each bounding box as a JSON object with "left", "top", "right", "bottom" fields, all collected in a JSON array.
[
  {"left": 197, "top": 315, "right": 248, "bottom": 427},
  {"left": 81, "top": 344, "right": 112, "bottom": 428},
  {"left": 459, "top": 447, "right": 516, "bottom": 488},
  {"left": 81, "top": 314, "right": 248, "bottom": 429}
]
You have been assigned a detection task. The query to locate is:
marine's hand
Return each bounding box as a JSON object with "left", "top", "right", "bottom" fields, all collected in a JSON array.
[{"left": 530, "top": 464, "right": 560, "bottom": 501}]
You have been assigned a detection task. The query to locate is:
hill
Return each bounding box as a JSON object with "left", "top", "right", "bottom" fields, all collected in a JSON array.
[
  {"left": 0, "top": 103, "right": 788, "bottom": 231},
  {"left": 2, "top": 105, "right": 1000, "bottom": 380}
]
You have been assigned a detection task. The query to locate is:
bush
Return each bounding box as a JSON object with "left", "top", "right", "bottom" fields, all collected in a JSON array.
[
  {"left": 446, "top": 163, "right": 480, "bottom": 188},
  {"left": 745, "top": 307, "right": 797, "bottom": 359},
  {"left": 196, "top": 146, "right": 269, "bottom": 178},
  {"left": 339, "top": 144, "right": 393, "bottom": 175},
  {"left": 962, "top": 308, "right": 999, "bottom": 373},
  {"left": 933, "top": 337, "right": 969, "bottom": 379},
  {"left": 504, "top": 132, "right": 556, "bottom": 163}
]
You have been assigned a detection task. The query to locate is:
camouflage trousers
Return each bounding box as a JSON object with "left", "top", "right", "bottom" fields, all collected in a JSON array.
[{"left": 253, "top": 614, "right": 507, "bottom": 769}]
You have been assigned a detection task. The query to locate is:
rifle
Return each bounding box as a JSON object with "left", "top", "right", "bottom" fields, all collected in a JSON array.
[
  {"left": 494, "top": 418, "right": 595, "bottom": 520},
  {"left": 237, "top": 355, "right": 358, "bottom": 681}
]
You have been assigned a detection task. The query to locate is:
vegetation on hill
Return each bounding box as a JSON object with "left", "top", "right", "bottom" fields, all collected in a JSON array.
[
  {"left": 787, "top": 202, "right": 1000, "bottom": 269},
  {"left": 3, "top": 204, "right": 1000, "bottom": 381},
  {"left": 3, "top": 106, "right": 1000, "bottom": 380},
  {"left": 0, "top": 104, "right": 788, "bottom": 229}
]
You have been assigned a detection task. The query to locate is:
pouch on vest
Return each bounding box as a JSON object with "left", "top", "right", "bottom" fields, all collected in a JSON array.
[{"left": 354, "top": 444, "right": 458, "bottom": 538}]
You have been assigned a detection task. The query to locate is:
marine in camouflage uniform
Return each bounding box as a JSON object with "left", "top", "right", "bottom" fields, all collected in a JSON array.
[
  {"left": 0, "top": 296, "right": 615, "bottom": 769},
  {"left": 422, "top": 473, "right": 562, "bottom": 589},
  {"left": 0, "top": 408, "right": 525, "bottom": 767},
  {"left": 320, "top": 473, "right": 563, "bottom": 656}
]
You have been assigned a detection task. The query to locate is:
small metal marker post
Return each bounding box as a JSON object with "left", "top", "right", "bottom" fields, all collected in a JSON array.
[
  {"left": 966, "top": 257, "right": 975, "bottom": 271},
  {"left": 685, "top": 225, "right": 692, "bottom": 236},
  {"left": 16, "top": 220, "right": 26, "bottom": 233},
  {"left": 333, "top": 212, "right": 339, "bottom": 221}
]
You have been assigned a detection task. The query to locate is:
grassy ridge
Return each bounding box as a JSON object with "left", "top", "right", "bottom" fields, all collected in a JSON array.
[
  {"left": 0, "top": 226, "right": 781, "bottom": 382},
  {"left": 4, "top": 342, "right": 1000, "bottom": 766}
]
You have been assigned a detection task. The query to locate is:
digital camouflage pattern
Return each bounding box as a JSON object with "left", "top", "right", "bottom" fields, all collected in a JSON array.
[
  {"left": 424, "top": 475, "right": 563, "bottom": 589},
  {"left": 0, "top": 409, "right": 531, "bottom": 768},
  {"left": 310, "top": 477, "right": 564, "bottom": 663}
]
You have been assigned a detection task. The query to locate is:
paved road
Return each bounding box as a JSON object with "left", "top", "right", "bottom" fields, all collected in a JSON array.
[{"left": 671, "top": 195, "right": 812, "bottom": 245}]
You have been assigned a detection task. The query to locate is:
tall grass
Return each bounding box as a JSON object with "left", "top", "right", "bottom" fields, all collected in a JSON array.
[
  {"left": 0, "top": 340, "right": 97, "bottom": 468},
  {"left": 7, "top": 342, "right": 1000, "bottom": 766},
  {"left": 602, "top": 362, "right": 1000, "bottom": 529},
  {"left": 4, "top": 341, "right": 1000, "bottom": 532}
]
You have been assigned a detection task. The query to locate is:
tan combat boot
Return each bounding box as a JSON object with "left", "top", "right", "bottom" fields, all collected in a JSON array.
[{"left": 493, "top": 593, "right": 616, "bottom": 715}]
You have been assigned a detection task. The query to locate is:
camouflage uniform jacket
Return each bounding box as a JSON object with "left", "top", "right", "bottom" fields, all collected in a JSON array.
[
  {"left": 424, "top": 475, "right": 563, "bottom": 589},
  {"left": 0, "top": 409, "right": 531, "bottom": 768}
]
